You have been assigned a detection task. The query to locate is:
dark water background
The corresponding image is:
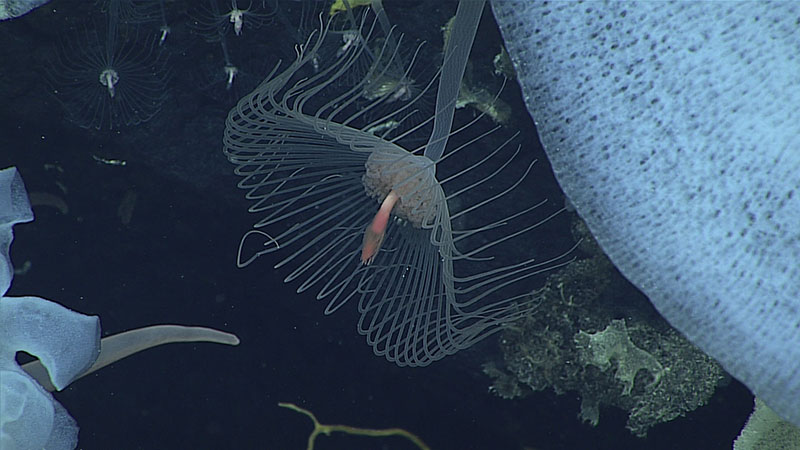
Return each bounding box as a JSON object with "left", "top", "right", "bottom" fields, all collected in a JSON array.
[{"left": 0, "top": 1, "right": 751, "bottom": 449}]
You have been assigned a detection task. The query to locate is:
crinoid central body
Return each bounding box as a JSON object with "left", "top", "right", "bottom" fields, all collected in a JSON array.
[{"left": 224, "top": 4, "right": 571, "bottom": 366}]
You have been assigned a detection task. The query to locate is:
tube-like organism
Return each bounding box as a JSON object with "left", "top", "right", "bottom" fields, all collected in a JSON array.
[{"left": 224, "top": 3, "right": 572, "bottom": 366}]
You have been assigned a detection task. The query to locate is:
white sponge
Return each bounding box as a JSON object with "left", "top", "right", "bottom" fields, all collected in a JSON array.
[
  {"left": 0, "top": 167, "right": 100, "bottom": 450},
  {"left": 492, "top": 1, "right": 800, "bottom": 425}
]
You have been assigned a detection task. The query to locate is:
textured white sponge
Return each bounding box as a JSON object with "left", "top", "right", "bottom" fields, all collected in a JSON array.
[{"left": 492, "top": 1, "right": 800, "bottom": 425}]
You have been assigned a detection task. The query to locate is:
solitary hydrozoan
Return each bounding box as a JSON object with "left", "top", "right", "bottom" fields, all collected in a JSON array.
[
  {"left": 45, "top": 0, "right": 170, "bottom": 130},
  {"left": 224, "top": 2, "right": 570, "bottom": 366}
]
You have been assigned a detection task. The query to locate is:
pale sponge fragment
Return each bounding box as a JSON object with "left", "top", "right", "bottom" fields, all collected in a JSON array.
[
  {"left": 1, "top": 167, "right": 100, "bottom": 450},
  {"left": 0, "top": 0, "right": 50, "bottom": 20}
]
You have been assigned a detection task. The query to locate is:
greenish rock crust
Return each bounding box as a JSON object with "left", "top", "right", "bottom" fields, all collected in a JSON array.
[{"left": 484, "top": 217, "right": 725, "bottom": 437}]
